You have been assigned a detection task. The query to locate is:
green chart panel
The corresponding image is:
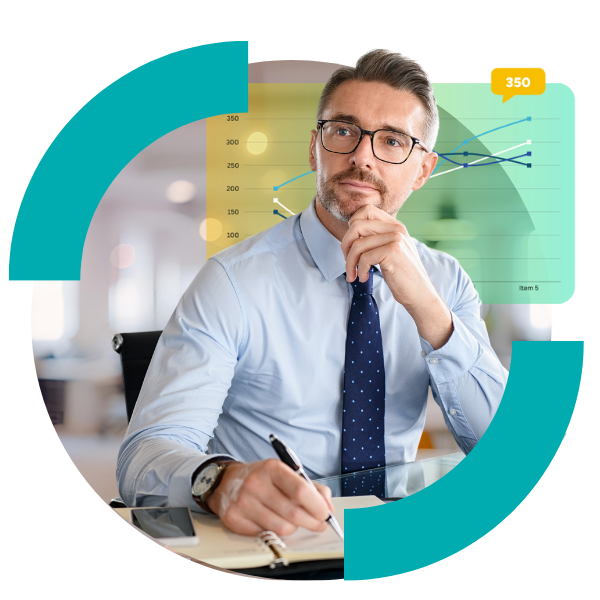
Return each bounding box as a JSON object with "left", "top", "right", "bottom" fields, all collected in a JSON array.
[{"left": 206, "top": 83, "right": 574, "bottom": 304}]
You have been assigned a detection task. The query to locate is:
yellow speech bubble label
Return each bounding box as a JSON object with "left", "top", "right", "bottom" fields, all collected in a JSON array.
[{"left": 491, "top": 68, "right": 546, "bottom": 102}]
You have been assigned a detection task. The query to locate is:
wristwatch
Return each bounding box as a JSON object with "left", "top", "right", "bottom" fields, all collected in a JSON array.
[{"left": 191, "top": 459, "right": 236, "bottom": 513}]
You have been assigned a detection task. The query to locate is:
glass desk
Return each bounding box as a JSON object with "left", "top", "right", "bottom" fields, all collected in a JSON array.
[{"left": 315, "top": 452, "right": 465, "bottom": 500}]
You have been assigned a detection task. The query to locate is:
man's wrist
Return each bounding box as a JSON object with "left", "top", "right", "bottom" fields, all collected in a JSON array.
[
  {"left": 191, "top": 458, "right": 238, "bottom": 514},
  {"left": 406, "top": 292, "right": 453, "bottom": 350}
]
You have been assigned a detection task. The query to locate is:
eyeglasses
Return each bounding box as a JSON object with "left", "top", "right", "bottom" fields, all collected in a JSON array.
[{"left": 317, "top": 120, "right": 429, "bottom": 165}]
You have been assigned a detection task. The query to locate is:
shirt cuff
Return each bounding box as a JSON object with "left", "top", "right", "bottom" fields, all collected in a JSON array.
[
  {"left": 419, "top": 311, "right": 481, "bottom": 384},
  {"left": 166, "top": 453, "right": 237, "bottom": 513}
]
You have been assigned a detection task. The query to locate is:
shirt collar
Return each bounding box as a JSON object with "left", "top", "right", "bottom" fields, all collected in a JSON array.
[{"left": 300, "top": 198, "right": 382, "bottom": 283}]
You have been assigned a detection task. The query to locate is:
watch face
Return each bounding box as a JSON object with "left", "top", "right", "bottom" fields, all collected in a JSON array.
[{"left": 192, "top": 463, "right": 221, "bottom": 497}]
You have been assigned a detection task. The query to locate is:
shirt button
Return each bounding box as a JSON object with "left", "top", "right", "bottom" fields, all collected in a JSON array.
[
  {"left": 450, "top": 409, "right": 457, "bottom": 416},
  {"left": 421, "top": 351, "right": 427, "bottom": 357},
  {"left": 429, "top": 358, "right": 439, "bottom": 365}
]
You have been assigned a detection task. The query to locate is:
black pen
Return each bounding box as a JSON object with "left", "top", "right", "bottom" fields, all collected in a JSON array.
[{"left": 269, "top": 433, "right": 344, "bottom": 540}]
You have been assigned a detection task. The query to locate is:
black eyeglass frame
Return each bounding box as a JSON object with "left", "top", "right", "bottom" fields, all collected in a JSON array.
[{"left": 317, "top": 119, "right": 430, "bottom": 164}]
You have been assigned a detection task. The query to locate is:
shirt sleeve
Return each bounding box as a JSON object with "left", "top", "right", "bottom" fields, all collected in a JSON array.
[
  {"left": 419, "top": 260, "right": 508, "bottom": 455},
  {"left": 116, "top": 257, "right": 245, "bottom": 511}
]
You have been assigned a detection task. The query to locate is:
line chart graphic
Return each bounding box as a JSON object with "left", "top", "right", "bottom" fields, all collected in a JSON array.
[
  {"left": 206, "top": 83, "right": 574, "bottom": 303},
  {"left": 435, "top": 148, "right": 531, "bottom": 168},
  {"left": 273, "top": 198, "right": 294, "bottom": 218},
  {"left": 273, "top": 170, "right": 314, "bottom": 191},
  {"left": 432, "top": 116, "right": 532, "bottom": 174},
  {"left": 432, "top": 140, "right": 532, "bottom": 177}
]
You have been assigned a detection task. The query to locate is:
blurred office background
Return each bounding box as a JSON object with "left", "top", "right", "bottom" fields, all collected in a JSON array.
[{"left": 32, "top": 60, "right": 552, "bottom": 504}]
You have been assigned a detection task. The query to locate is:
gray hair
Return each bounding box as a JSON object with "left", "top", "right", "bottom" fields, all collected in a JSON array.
[{"left": 317, "top": 49, "right": 439, "bottom": 151}]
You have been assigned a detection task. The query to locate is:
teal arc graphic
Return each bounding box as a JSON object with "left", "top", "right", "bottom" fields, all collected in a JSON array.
[
  {"left": 9, "top": 41, "right": 248, "bottom": 280},
  {"left": 345, "top": 341, "right": 583, "bottom": 579},
  {"left": 8, "top": 44, "right": 582, "bottom": 580}
]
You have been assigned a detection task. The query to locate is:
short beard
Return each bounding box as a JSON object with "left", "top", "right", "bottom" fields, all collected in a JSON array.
[{"left": 317, "top": 167, "right": 390, "bottom": 222}]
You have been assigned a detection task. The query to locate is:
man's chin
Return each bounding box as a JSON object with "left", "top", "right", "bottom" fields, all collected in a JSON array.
[
  {"left": 320, "top": 200, "right": 352, "bottom": 223},
  {"left": 318, "top": 184, "right": 393, "bottom": 222},
  {"left": 332, "top": 197, "right": 382, "bottom": 220}
]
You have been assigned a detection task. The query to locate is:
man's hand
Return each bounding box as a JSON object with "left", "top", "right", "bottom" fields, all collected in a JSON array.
[
  {"left": 205, "top": 459, "right": 334, "bottom": 537},
  {"left": 340, "top": 204, "right": 453, "bottom": 349}
]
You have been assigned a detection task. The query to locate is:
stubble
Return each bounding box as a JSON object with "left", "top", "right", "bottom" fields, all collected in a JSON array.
[{"left": 317, "top": 167, "right": 392, "bottom": 222}]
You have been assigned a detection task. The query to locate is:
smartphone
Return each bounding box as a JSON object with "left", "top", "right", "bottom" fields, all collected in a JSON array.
[{"left": 130, "top": 507, "right": 199, "bottom": 547}]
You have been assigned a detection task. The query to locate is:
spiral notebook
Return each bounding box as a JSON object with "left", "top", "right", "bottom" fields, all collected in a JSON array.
[{"left": 116, "top": 495, "right": 383, "bottom": 570}]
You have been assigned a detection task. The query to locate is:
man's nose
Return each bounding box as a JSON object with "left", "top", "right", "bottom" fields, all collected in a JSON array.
[{"left": 351, "top": 134, "right": 376, "bottom": 169}]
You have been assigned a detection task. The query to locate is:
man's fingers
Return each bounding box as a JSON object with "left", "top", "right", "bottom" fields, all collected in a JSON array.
[
  {"left": 258, "top": 480, "right": 328, "bottom": 533},
  {"left": 341, "top": 219, "right": 406, "bottom": 259},
  {"left": 340, "top": 220, "right": 394, "bottom": 257},
  {"left": 348, "top": 204, "right": 399, "bottom": 225},
  {"left": 212, "top": 459, "right": 332, "bottom": 536},
  {"left": 314, "top": 482, "right": 334, "bottom": 512},
  {"left": 345, "top": 232, "right": 403, "bottom": 281},
  {"left": 268, "top": 462, "right": 331, "bottom": 523},
  {"left": 224, "top": 495, "right": 298, "bottom": 537}
]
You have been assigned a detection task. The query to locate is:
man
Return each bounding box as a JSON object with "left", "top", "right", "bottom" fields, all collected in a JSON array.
[{"left": 117, "top": 50, "right": 507, "bottom": 538}]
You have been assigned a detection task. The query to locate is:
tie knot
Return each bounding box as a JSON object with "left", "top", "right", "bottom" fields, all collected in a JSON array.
[{"left": 350, "top": 267, "right": 374, "bottom": 296}]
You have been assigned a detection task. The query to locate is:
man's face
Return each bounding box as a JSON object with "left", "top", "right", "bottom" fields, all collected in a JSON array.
[{"left": 309, "top": 80, "right": 434, "bottom": 223}]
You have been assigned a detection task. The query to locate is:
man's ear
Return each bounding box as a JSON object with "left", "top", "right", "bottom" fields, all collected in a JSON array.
[
  {"left": 412, "top": 152, "right": 438, "bottom": 191},
  {"left": 309, "top": 129, "right": 318, "bottom": 171}
]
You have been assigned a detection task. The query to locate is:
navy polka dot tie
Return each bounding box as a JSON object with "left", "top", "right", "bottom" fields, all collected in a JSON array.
[{"left": 341, "top": 267, "right": 386, "bottom": 482}]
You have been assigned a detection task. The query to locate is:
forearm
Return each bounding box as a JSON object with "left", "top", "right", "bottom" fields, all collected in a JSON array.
[
  {"left": 405, "top": 289, "right": 453, "bottom": 350},
  {"left": 117, "top": 431, "right": 235, "bottom": 510}
]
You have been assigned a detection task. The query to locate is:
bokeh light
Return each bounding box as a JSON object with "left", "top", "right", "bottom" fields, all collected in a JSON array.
[
  {"left": 166, "top": 180, "right": 196, "bottom": 203},
  {"left": 110, "top": 244, "right": 136, "bottom": 269},
  {"left": 199, "top": 218, "right": 223, "bottom": 242},
  {"left": 247, "top": 132, "right": 268, "bottom": 155}
]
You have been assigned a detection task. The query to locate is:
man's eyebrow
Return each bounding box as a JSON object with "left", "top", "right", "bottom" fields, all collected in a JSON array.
[
  {"left": 326, "top": 113, "right": 413, "bottom": 137},
  {"left": 327, "top": 113, "right": 360, "bottom": 124}
]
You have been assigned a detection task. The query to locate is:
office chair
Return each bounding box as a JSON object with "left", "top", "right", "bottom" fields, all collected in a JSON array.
[
  {"left": 110, "top": 330, "right": 162, "bottom": 508},
  {"left": 111, "top": 330, "right": 163, "bottom": 421}
]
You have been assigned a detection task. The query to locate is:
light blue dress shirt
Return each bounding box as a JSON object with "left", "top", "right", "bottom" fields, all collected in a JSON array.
[{"left": 117, "top": 199, "right": 507, "bottom": 510}]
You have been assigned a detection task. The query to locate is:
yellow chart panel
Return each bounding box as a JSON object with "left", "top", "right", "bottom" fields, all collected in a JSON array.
[{"left": 206, "top": 84, "right": 324, "bottom": 257}]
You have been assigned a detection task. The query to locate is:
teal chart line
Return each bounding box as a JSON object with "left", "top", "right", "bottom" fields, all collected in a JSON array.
[
  {"left": 432, "top": 116, "right": 532, "bottom": 175},
  {"left": 273, "top": 209, "right": 287, "bottom": 219},
  {"left": 273, "top": 170, "right": 314, "bottom": 191}
]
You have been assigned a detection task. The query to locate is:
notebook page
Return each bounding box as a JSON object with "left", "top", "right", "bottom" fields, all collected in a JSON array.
[{"left": 282, "top": 495, "right": 384, "bottom": 562}]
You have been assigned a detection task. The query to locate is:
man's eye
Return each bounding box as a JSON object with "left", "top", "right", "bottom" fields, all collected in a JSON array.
[
  {"left": 384, "top": 135, "right": 407, "bottom": 147},
  {"left": 336, "top": 128, "right": 351, "bottom": 136}
]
